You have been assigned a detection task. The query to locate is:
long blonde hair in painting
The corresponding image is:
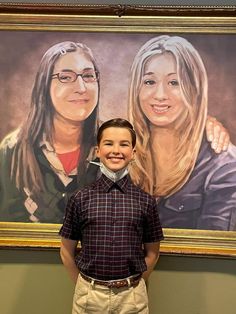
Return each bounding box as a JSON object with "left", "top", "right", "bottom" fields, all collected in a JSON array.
[{"left": 128, "top": 35, "right": 208, "bottom": 197}]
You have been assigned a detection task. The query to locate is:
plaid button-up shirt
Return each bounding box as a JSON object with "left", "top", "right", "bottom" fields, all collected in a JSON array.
[{"left": 59, "top": 174, "right": 164, "bottom": 280}]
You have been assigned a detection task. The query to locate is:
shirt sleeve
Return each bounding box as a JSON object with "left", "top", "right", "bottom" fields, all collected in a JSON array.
[
  {"left": 143, "top": 197, "right": 164, "bottom": 243},
  {"left": 59, "top": 193, "right": 81, "bottom": 240}
]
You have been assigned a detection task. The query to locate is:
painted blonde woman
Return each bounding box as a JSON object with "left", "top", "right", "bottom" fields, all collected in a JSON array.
[
  {"left": 0, "top": 41, "right": 99, "bottom": 223},
  {"left": 129, "top": 35, "right": 236, "bottom": 230}
]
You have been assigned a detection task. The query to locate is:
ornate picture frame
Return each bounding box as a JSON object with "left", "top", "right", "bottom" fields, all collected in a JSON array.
[{"left": 0, "top": 3, "right": 236, "bottom": 258}]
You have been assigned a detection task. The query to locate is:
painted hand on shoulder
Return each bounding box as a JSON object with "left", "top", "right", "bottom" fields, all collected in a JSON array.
[{"left": 206, "top": 115, "right": 230, "bottom": 153}]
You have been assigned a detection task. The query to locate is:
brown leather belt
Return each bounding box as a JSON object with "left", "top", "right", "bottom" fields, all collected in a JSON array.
[{"left": 80, "top": 272, "right": 142, "bottom": 289}]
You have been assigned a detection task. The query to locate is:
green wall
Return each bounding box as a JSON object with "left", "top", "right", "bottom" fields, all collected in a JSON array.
[
  {"left": 149, "top": 255, "right": 236, "bottom": 314},
  {"left": 1, "top": 249, "right": 236, "bottom": 314}
]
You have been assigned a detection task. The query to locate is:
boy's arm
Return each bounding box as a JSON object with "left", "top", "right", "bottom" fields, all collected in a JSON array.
[
  {"left": 142, "top": 242, "right": 160, "bottom": 282},
  {"left": 60, "top": 237, "right": 79, "bottom": 284}
]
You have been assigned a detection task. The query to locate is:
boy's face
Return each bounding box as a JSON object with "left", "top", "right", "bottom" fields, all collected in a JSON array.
[{"left": 96, "top": 127, "right": 135, "bottom": 172}]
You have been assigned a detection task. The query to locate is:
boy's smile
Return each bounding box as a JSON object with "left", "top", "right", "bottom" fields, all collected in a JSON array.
[{"left": 96, "top": 127, "right": 135, "bottom": 172}]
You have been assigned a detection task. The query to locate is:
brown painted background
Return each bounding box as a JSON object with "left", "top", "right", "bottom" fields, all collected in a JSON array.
[{"left": 0, "top": 31, "right": 236, "bottom": 143}]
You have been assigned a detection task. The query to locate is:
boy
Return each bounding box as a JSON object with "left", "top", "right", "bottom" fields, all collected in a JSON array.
[{"left": 59, "top": 118, "right": 164, "bottom": 313}]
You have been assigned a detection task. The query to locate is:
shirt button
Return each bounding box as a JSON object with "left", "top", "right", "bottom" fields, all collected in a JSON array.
[{"left": 62, "top": 193, "right": 66, "bottom": 197}]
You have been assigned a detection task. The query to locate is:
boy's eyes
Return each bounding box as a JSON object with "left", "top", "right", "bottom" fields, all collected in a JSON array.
[{"left": 103, "top": 142, "right": 130, "bottom": 147}]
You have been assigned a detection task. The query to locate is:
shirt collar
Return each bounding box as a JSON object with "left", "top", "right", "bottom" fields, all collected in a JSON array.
[
  {"left": 39, "top": 134, "right": 54, "bottom": 152},
  {"left": 99, "top": 174, "right": 130, "bottom": 193}
]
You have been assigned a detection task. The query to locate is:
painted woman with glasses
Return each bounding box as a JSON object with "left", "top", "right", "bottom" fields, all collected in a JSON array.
[{"left": 0, "top": 41, "right": 100, "bottom": 223}]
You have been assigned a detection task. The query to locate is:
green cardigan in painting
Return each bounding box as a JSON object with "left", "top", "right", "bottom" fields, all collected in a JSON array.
[{"left": 0, "top": 131, "right": 98, "bottom": 224}]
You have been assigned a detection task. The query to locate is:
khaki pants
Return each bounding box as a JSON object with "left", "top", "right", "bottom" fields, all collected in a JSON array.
[{"left": 72, "top": 274, "right": 149, "bottom": 314}]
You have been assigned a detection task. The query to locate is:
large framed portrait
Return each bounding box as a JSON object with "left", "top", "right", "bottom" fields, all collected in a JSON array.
[{"left": 0, "top": 3, "right": 236, "bottom": 257}]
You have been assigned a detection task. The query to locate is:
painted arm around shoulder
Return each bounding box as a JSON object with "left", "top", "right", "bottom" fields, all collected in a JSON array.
[
  {"left": 60, "top": 237, "right": 79, "bottom": 284},
  {"left": 206, "top": 115, "right": 230, "bottom": 153},
  {"left": 142, "top": 242, "right": 160, "bottom": 282}
]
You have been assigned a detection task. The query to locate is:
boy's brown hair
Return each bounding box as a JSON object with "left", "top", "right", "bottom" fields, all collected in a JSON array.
[{"left": 97, "top": 118, "right": 136, "bottom": 148}]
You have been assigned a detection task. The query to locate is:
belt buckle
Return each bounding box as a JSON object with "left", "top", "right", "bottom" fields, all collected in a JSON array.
[
  {"left": 107, "top": 279, "right": 127, "bottom": 288},
  {"left": 107, "top": 281, "right": 118, "bottom": 288}
]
